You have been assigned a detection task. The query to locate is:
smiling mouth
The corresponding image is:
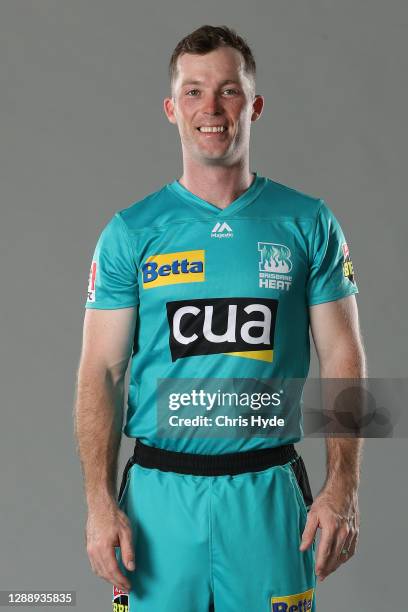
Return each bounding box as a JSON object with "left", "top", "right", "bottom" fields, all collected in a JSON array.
[{"left": 196, "top": 125, "right": 228, "bottom": 133}]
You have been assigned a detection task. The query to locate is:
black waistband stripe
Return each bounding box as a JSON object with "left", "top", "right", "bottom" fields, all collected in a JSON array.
[{"left": 129, "top": 439, "right": 298, "bottom": 477}]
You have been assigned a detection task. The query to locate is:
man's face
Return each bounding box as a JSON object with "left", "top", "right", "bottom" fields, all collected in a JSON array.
[{"left": 164, "top": 47, "right": 263, "bottom": 166}]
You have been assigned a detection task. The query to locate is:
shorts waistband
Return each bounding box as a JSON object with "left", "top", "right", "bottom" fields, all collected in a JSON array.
[{"left": 130, "top": 438, "right": 298, "bottom": 477}]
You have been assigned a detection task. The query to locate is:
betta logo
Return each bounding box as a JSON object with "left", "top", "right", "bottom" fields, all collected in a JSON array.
[
  {"left": 166, "top": 297, "right": 278, "bottom": 363},
  {"left": 112, "top": 586, "right": 129, "bottom": 612},
  {"left": 141, "top": 250, "right": 205, "bottom": 289},
  {"left": 271, "top": 588, "right": 314, "bottom": 611}
]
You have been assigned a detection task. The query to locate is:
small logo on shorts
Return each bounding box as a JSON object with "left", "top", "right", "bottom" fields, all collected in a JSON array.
[
  {"left": 271, "top": 587, "right": 314, "bottom": 611},
  {"left": 112, "top": 585, "right": 129, "bottom": 612}
]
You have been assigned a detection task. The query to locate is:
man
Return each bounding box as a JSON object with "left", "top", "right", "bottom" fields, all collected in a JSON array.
[{"left": 74, "top": 25, "right": 365, "bottom": 612}]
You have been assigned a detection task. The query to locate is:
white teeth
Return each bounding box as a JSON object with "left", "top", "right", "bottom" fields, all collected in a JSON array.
[{"left": 198, "top": 126, "right": 226, "bottom": 133}]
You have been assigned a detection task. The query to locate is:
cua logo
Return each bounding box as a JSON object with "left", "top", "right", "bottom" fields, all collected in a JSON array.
[{"left": 166, "top": 297, "right": 278, "bottom": 362}]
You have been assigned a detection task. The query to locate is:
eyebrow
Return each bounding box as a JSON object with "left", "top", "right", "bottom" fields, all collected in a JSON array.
[{"left": 180, "top": 79, "right": 240, "bottom": 88}]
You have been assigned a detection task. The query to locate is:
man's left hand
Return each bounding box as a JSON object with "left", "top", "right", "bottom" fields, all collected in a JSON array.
[{"left": 299, "top": 484, "right": 360, "bottom": 582}]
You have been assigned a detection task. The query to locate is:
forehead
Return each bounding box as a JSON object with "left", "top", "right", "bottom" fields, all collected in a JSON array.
[{"left": 175, "top": 47, "right": 247, "bottom": 87}]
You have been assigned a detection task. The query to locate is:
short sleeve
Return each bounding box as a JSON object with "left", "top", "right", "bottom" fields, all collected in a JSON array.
[
  {"left": 307, "top": 201, "right": 359, "bottom": 306},
  {"left": 85, "top": 212, "right": 139, "bottom": 309}
]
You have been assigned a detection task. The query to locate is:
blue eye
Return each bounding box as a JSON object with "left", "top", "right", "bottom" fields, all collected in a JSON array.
[{"left": 185, "top": 88, "right": 239, "bottom": 97}]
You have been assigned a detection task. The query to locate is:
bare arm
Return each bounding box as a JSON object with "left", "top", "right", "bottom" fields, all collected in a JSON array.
[
  {"left": 73, "top": 306, "right": 137, "bottom": 590},
  {"left": 300, "top": 295, "right": 367, "bottom": 581},
  {"left": 311, "top": 293, "right": 366, "bottom": 491}
]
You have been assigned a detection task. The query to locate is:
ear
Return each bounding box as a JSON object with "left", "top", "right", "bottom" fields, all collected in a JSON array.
[
  {"left": 251, "top": 95, "right": 264, "bottom": 122},
  {"left": 163, "top": 96, "right": 177, "bottom": 125}
]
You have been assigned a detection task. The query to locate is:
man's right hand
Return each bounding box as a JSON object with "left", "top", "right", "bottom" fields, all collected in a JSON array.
[{"left": 85, "top": 500, "right": 135, "bottom": 591}]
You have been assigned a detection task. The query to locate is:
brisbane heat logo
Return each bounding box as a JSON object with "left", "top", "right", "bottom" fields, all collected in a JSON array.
[
  {"left": 258, "top": 242, "right": 292, "bottom": 291},
  {"left": 166, "top": 297, "right": 278, "bottom": 363}
]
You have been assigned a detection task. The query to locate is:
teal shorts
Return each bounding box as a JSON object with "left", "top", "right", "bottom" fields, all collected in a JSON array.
[{"left": 112, "top": 442, "right": 317, "bottom": 612}]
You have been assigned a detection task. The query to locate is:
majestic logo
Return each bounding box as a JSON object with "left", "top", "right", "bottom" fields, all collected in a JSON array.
[
  {"left": 141, "top": 250, "right": 205, "bottom": 289},
  {"left": 166, "top": 297, "right": 278, "bottom": 362},
  {"left": 87, "top": 261, "right": 97, "bottom": 302},
  {"left": 271, "top": 587, "right": 314, "bottom": 611},
  {"left": 211, "top": 222, "right": 233, "bottom": 238},
  {"left": 112, "top": 586, "right": 129, "bottom": 612},
  {"left": 258, "top": 243, "right": 292, "bottom": 291},
  {"left": 342, "top": 243, "right": 355, "bottom": 284}
]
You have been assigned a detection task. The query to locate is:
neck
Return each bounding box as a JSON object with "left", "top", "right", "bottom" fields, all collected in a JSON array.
[{"left": 178, "top": 159, "right": 254, "bottom": 210}]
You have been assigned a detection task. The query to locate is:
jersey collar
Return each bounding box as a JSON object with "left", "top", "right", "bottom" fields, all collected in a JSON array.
[{"left": 167, "top": 171, "right": 267, "bottom": 216}]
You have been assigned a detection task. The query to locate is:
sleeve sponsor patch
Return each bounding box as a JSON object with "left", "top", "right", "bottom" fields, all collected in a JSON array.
[
  {"left": 87, "top": 261, "right": 97, "bottom": 302},
  {"left": 342, "top": 243, "right": 355, "bottom": 284}
]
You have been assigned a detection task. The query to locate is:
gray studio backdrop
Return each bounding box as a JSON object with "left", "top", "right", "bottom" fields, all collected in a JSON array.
[{"left": 1, "top": 1, "right": 407, "bottom": 611}]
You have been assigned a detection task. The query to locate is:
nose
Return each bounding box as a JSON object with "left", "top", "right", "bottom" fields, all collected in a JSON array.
[{"left": 202, "top": 92, "right": 222, "bottom": 115}]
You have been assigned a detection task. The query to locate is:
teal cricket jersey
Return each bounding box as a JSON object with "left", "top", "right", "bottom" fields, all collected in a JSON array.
[{"left": 84, "top": 171, "right": 358, "bottom": 453}]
